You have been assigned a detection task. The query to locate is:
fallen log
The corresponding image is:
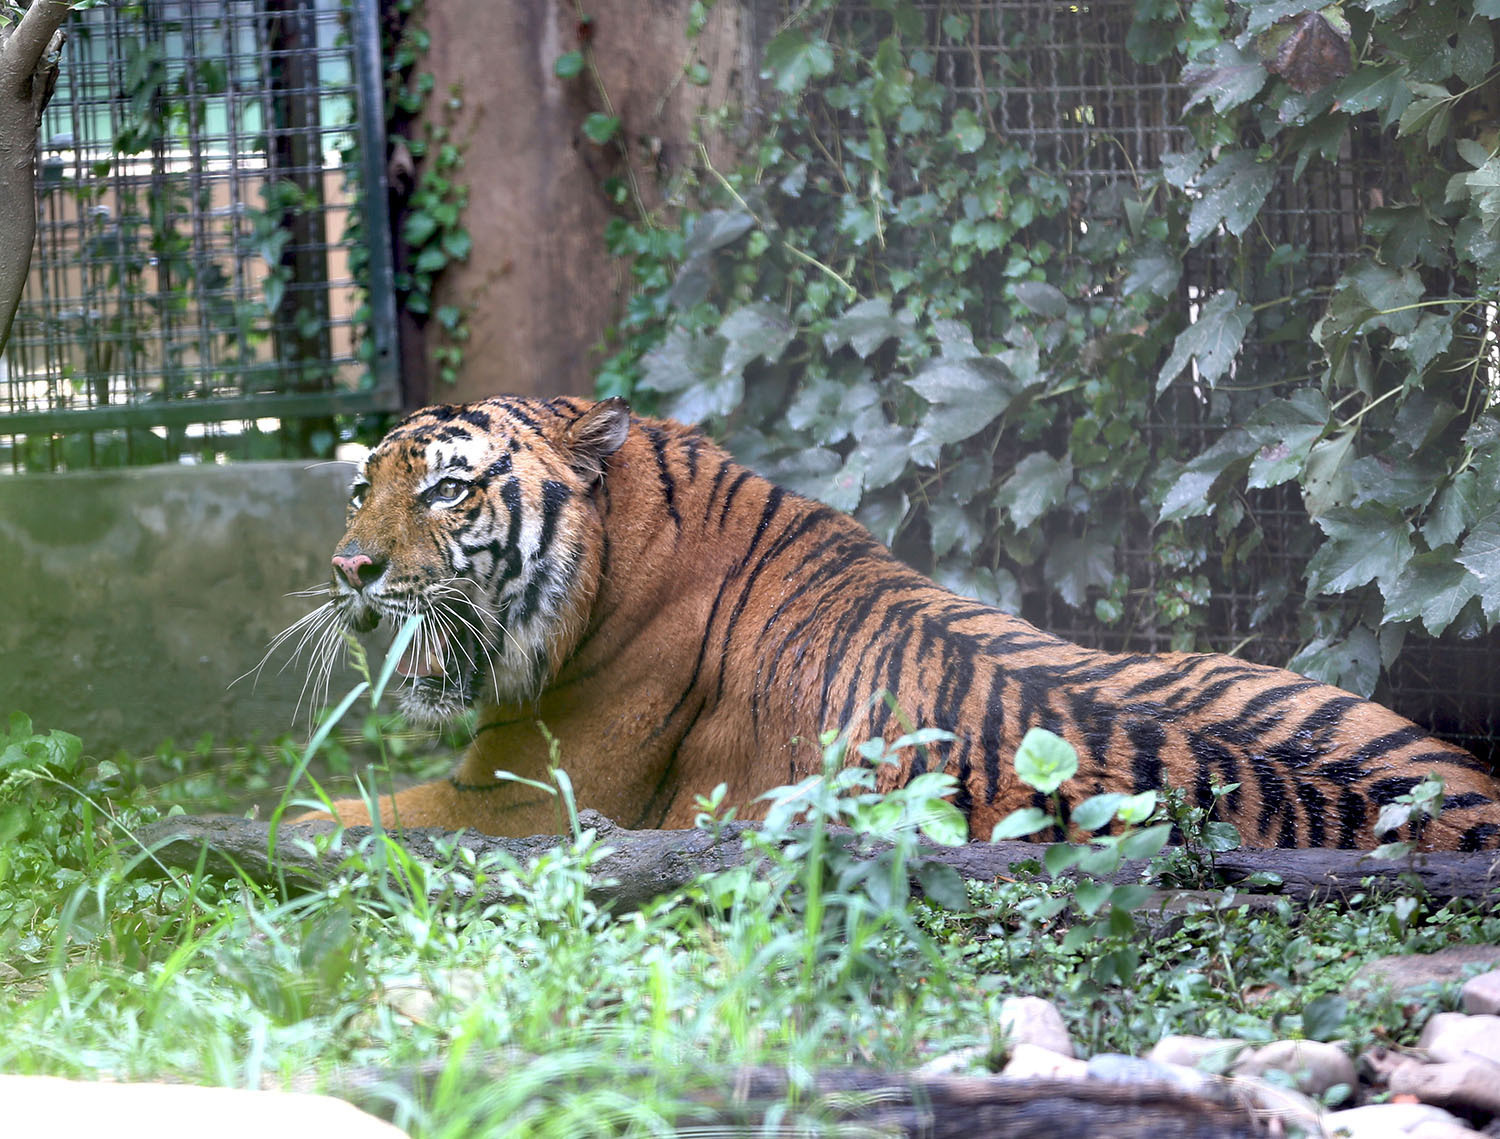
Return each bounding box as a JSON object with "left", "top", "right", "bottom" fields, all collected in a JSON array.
[
  {"left": 134, "top": 811, "right": 1500, "bottom": 910},
  {"left": 302, "top": 1057, "right": 1271, "bottom": 1138}
]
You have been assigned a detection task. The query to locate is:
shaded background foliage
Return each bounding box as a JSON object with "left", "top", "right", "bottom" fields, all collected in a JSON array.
[{"left": 596, "top": 0, "right": 1500, "bottom": 763}]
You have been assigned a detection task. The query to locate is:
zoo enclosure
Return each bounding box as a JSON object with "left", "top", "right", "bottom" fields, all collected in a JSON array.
[
  {"left": 0, "top": 0, "right": 399, "bottom": 472},
  {"left": 4, "top": 0, "right": 1497, "bottom": 762}
]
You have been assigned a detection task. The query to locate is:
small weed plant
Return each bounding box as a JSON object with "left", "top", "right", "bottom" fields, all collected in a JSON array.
[{"left": 0, "top": 676, "right": 1496, "bottom": 1135}]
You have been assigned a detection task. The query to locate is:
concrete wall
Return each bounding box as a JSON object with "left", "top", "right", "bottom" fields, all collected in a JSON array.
[{"left": 0, "top": 460, "right": 367, "bottom": 755}]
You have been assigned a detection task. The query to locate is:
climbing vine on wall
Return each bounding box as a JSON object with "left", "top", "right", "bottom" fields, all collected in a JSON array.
[{"left": 596, "top": 0, "right": 1500, "bottom": 698}]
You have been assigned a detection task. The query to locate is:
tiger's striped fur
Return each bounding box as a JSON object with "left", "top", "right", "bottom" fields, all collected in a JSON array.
[{"left": 306, "top": 395, "right": 1500, "bottom": 850}]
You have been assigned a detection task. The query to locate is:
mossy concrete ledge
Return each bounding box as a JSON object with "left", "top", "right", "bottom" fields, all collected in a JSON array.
[{"left": 0, "top": 460, "right": 365, "bottom": 755}]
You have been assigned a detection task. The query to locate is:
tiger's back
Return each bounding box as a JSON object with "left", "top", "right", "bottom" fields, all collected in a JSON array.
[{"left": 314, "top": 396, "right": 1500, "bottom": 850}]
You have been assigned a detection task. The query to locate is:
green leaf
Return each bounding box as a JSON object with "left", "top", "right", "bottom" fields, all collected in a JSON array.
[
  {"left": 995, "top": 452, "right": 1072, "bottom": 529},
  {"left": 1290, "top": 625, "right": 1381, "bottom": 697},
  {"left": 949, "top": 107, "right": 986, "bottom": 153},
  {"left": 1118, "top": 824, "right": 1171, "bottom": 859},
  {"left": 1454, "top": 18, "right": 1494, "bottom": 87},
  {"left": 1011, "top": 280, "right": 1067, "bottom": 318},
  {"left": 1465, "top": 156, "right": 1500, "bottom": 233},
  {"left": 1069, "top": 792, "right": 1125, "bottom": 833},
  {"left": 1014, "top": 727, "right": 1078, "bottom": 795},
  {"left": 718, "top": 302, "right": 794, "bottom": 378},
  {"left": 1073, "top": 879, "right": 1112, "bottom": 916},
  {"left": 1457, "top": 510, "right": 1500, "bottom": 622},
  {"left": 1423, "top": 473, "right": 1478, "bottom": 549},
  {"left": 916, "top": 800, "right": 969, "bottom": 847},
  {"left": 1157, "top": 289, "right": 1252, "bottom": 393},
  {"left": 1182, "top": 41, "right": 1268, "bottom": 113},
  {"left": 1123, "top": 250, "right": 1181, "bottom": 298},
  {"left": 1043, "top": 531, "right": 1116, "bottom": 608},
  {"left": 824, "top": 297, "right": 907, "bottom": 358},
  {"left": 915, "top": 859, "right": 970, "bottom": 910},
  {"left": 1044, "top": 843, "right": 1080, "bottom": 876},
  {"left": 1382, "top": 547, "right": 1478, "bottom": 636},
  {"left": 402, "top": 211, "right": 438, "bottom": 247},
  {"left": 441, "top": 229, "right": 473, "bottom": 262},
  {"left": 1302, "top": 995, "right": 1349, "bottom": 1042},
  {"left": 554, "top": 51, "right": 584, "bottom": 79},
  {"left": 1246, "top": 390, "right": 1329, "bottom": 490},
  {"left": 1187, "top": 153, "right": 1275, "bottom": 245},
  {"left": 1331, "top": 63, "right": 1408, "bottom": 118},
  {"left": 907, "top": 357, "right": 1015, "bottom": 449},
  {"left": 1115, "top": 790, "right": 1157, "bottom": 825},
  {"left": 582, "top": 113, "right": 620, "bottom": 144},
  {"left": 991, "top": 806, "right": 1054, "bottom": 840},
  {"left": 1305, "top": 505, "right": 1414, "bottom": 599},
  {"left": 1158, "top": 430, "right": 1256, "bottom": 522},
  {"left": 762, "top": 27, "right": 834, "bottom": 95}
]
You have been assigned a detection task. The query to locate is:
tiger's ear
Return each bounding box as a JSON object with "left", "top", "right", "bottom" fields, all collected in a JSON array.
[{"left": 563, "top": 397, "right": 631, "bottom": 483}]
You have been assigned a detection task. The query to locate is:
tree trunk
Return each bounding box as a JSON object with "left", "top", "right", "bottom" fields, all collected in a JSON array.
[
  {"left": 0, "top": 0, "right": 69, "bottom": 355},
  {"left": 135, "top": 811, "right": 1500, "bottom": 911}
]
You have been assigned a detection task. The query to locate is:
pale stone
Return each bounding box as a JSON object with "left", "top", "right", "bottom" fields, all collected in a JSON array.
[
  {"left": 1148, "top": 1034, "right": 1249, "bottom": 1072},
  {"left": 1232, "top": 1078, "right": 1325, "bottom": 1137},
  {"left": 1387, "top": 1055, "right": 1500, "bottom": 1115},
  {"left": 916, "top": 1045, "right": 989, "bottom": 1076},
  {"left": 1086, "top": 1053, "right": 1216, "bottom": 1096},
  {"left": 0, "top": 1075, "right": 404, "bottom": 1136},
  {"left": 996, "top": 995, "right": 1074, "bottom": 1057},
  {"left": 1000, "top": 1041, "right": 1088, "bottom": 1080},
  {"left": 381, "top": 967, "right": 486, "bottom": 1025},
  {"left": 1233, "top": 1039, "right": 1356, "bottom": 1099},
  {"left": 1458, "top": 968, "right": 1500, "bottom": 1015},
  {"left": 1418, "top": 1012, "right": 1500, "bottom": 1065},
  {"left": 1324, "top": 1102, "right": 1468, "bottom": 1138},
  {"left": 1348, "top": 946, "right": 1500, "bottom": 1002}
]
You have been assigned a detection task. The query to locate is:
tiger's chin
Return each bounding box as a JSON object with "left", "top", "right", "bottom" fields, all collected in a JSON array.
[{"left": 396, "top": 677, "right": 475, "bottom": 727}]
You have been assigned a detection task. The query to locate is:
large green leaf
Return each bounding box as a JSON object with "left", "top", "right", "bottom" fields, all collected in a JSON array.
[
  {"left": 1305, "top": 505, "right": 1413, "bottom": 599},
  {"left": 1157, "top": 289, "right": 1252, "bottom": 393},
  {"left": 1290, "top": 625, "right": 1381, "bottom": 698},
  {"left": 1182, "top": 41, "right": 1268, "bottom": 113},
  {"left": 1457, "top": 510, "right": 1500, "bottom": 622},
  {"left": 1382, "top": 547, "right": 1479, "bottom": 636},
  {"left": 824, "top": 297, "right": 907, "bottom": 358},
  {"left": 1043, "top": 531, "right": 1116, "bottom": 609},
  {"left": 907, "top": 357, "right": 1015, "bottom": 450},
  {"left": 1157, "top": 429, "right": 1256, "bottom": 522},
  {"left": 761, "top": 27, "right": 834, "bottom": 95},
  {"left": 718, "top": 303, "right": 795, "bottom": 379},
  {"left": 1245, "top": 390, "right": 1329, "bottom": 489},
  {"left": 1186, "top": 153, "right": 1275, "bottom": 245},
  {"left": 995, "top": 452, "right": 1072, "bottom": 529}
]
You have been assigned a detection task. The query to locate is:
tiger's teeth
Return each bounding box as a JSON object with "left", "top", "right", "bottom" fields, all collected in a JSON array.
[{"left": 396, "top": 631, "right": 448, "bottom": 678}]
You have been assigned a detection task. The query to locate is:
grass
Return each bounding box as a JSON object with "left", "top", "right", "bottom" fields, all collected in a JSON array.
[{"left": 1, "top": 668, "right": 1498, "bottom": 1136}]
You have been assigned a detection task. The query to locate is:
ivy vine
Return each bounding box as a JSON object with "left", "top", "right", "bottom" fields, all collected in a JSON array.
[{"left": 596, "top": 0, "right": 1500, "bottom": 700}]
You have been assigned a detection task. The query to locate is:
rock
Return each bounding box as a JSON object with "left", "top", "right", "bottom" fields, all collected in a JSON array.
[
  {"left": 1148, "top": 1034, "right": 1249, "bottom": 1072},
  {"left": 916, "top": 1046, "right": 989, "bottom": 1077},
  {"left": 1420, "top": 1013, "right": 1500, "bottom": 1066},
  {"left": 1460, "top": 969, "right": 1500, "bottom": 1016},
  {"left": 0, "top": 1075, "right": 405, "bottom": 1135},
  {"left": 1349, "top": 945, "right": 1500, "bottom": 1003},
  {"left": 1000, "top": 1041, "right": 1088, "bottom": 1080},
  {"left": 996, "top": 995, "right": 1074, "bottom": 1058},
  {"left": 1086, "top": 1053, "right": 1215, "bottom": 1096},
  {"left": 1324, "top": 1102, "right": 1472, "bottom": 1138},
  {"left": 1232, "top": 1078, "right": 1326, "bottom": 1137},
  {"left": 1389, "top": 1056, "right": 1500, "bottom": 1115},
  {"left": 1233, "top": 1039, "right": 1356, "bottom": 1099},
  {"left": 379, "top": 968, "right": 485, "bottom": 1026}
]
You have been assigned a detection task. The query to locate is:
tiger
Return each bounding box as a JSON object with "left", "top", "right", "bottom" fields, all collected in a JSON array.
[{"left": 296, "top": 394, "right": 1500, "bottom": 850}]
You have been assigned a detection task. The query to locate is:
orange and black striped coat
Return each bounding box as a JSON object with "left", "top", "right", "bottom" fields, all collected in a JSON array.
[{"left": 304, "top": 396, "right": 1500, "bottom": 850}]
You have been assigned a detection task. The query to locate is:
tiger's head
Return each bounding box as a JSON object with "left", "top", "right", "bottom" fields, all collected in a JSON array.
[{"left": 328, "top": 397, "right": 631, "bottom": 725}]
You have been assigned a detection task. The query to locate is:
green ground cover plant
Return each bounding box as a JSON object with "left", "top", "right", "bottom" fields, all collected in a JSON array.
[{"left": 1, "top": 646, "right": 1498, "bottom": 1135}]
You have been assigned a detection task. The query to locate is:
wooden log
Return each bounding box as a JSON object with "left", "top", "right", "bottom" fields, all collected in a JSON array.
[
  {"left": 134, "top": 812, "right": 1500, "bottom": 909},
  {"left": 302, "top": 1058, "right": 1269, "bottom": 1138}
]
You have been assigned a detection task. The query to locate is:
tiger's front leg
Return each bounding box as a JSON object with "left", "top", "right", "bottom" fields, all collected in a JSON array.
[{"left": 296, "top": 771, "right": 572, "bottom": 837}]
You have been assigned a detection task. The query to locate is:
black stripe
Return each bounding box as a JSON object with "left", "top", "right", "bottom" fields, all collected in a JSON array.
[
  {"left": 643, "top": 425, "right": 682, "bottom": 529},
  {"left": 719, "top": 470, "right": 753, "bottom": 527}
]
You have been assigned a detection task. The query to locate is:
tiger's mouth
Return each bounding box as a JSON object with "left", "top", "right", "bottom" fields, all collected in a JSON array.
[{"left": 396, "top": 629, "right": 449, "bottom": 678}]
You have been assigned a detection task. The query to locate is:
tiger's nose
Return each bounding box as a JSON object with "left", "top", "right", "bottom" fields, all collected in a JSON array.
[{"left": 332, "top": 551, "right": 385, "bottom": 590}]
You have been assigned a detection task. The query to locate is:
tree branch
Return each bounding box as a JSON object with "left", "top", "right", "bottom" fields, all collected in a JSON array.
[
  {"left": 0, "top": 0, "right": 70, "bottom": 355},
  {"left": 134, "top": 812, "right": 1500, "bottom": 912}
]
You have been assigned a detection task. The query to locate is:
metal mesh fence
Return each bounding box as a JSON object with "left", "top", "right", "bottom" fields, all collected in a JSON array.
[
  {"left": 838, "top": 0, "right": 1500, "bottom": 762},
  {"left": 0, "top": 0, "right": 398, "bottom": 472}
]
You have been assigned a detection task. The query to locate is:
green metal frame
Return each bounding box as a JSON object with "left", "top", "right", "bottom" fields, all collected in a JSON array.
[{"left": 0, "top": 0, "right": 404, "bottom": 442}]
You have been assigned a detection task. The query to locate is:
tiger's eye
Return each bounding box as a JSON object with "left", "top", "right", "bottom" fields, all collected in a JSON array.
[{"left": 430, "top": 477, "right": 469, "bottom": 505}]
